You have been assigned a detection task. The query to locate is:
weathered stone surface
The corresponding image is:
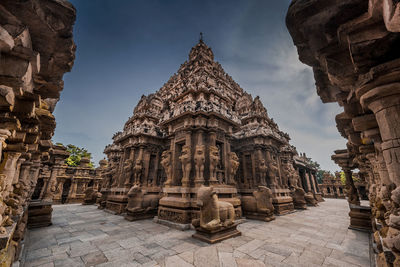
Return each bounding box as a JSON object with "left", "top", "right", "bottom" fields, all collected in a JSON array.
[
  {"left": 0, "top": 0, "right": 76, "bottom": 264},
  {"left": 286, "top": 0, "right": 400, "bottom": 264},
  {"left": 22, "top": 199, "right": 370, "bottom": 267}
]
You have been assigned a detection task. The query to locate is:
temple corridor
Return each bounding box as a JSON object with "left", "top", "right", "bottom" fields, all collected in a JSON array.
[{"left": 20, "top": 199, "right": 369, "bottom": 267}]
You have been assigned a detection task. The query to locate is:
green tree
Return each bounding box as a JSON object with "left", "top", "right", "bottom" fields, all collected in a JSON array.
[
  {"left": 339, "top": 171, "right": 360, "bottom": 185},
  {"left": 56, "top": 143, "right": 94, "bottom": 168}
]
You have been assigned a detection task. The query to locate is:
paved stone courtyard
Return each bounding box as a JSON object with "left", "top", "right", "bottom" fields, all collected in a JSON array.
[{"left": 21, "top": 199, "right": 370, "bottom": 267}]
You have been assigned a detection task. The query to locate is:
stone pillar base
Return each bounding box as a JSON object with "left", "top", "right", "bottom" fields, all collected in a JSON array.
[
  {"left": 314, "top": 193, "right": 324, "bottom": 202},
  {"left": 27, "top": 200, "right": 53, "bottom": 228},
  {"left": 105, "top": 188, "right": 129, "bottom": 214},
  {"left": 125, "top": 208, "right": 158, "bottom": 221},
  {"left": 348, "top": 204, "right": 372, "bottom": 232},
  {"left": 305, "top": 193, "right": 318, "bottom": 206},
  {"left": 192, "top": 222, "right": 241, "bottom": 244},
  {"left": 272, "top": 189, "right": 294, "bottom": 215},
  {"left": 244, "top": 212, "right": 275, "bottom": 222}
]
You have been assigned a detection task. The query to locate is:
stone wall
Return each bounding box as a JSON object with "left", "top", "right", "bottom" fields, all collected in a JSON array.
[
  {"left": 286, "top": 0, "right": 400, "bottom": 265},
  {"left": 0, "top": 0, "right": 76, "bottom": 264},
  {"left": 33, "top": 156, "right": 105, "bottom": 204}
]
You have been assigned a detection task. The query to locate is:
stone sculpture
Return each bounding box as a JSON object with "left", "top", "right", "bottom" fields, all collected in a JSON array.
[
  {"left": 228, "top": 152, "right": 239, "bottom": 185},
  {"left": 192, "top": 186, "right": 240, "bottom": 243},
  {"left": 194, "top": 145, "right": 205, "bottom": 183},
  {"left": 123, "top": 159, "right": 133, "bottom": 187},
  {"left": 284, "top": 164, "right": 307, "bottom": 209},
  {"left": 241, "top": 186, "right": 275, "bottom": 221},
  {"left": 125, "top": 184, "right": 160, "bottom": 221},
  {"left": 133, "top": 159, "right": 143, "bottom": 185},
  {"left": 179, "top": 145, "right": 192, "bottom": 186},
  {"left": 161, "top": 150, "right": 173, "bottom": 186},
  {"left": 259, "top": 159, "right": 268, "bottom": 186},
  {"left": 267, "top": 153, "right": 279, "bottom": 188},
  {"left": 209, "top": 146, "right": 220, "bottom": 183}
]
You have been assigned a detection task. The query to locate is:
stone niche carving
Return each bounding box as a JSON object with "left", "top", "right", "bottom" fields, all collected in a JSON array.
[
  {"left": 123, "top": 159, "right": 133, "bottom": 187},
  {"left": 161, "top": 150, "right": 173, "bottom": 186},
  {"left": 228, "top": 152, "right": 239, "bottom": 185},
  {"left": 284, "top": 164, "right": 307, "bottom": 210},
  {"left": 241, "top": 186, "right": 275, "bottom": 222},
  {"left": 209, "top": 146, "right": 220, "bottom": 183},
  {"left": 133, "top": 159, "right": 143, "bottom": 185},
  {"left": 194, "top": 145, "right": 205, "bottom": 183},
  {"left": 259, "top": 159, "right": 268, "bottom": 186},
  {"left": 191, "top": 186, "right": 241, "bottom": 243},
  {"left": 125, "top": 184, "right": 160, "bottom": 221},
  {"left": 179, "top": 145, "right": 192, "bottom": 186}
]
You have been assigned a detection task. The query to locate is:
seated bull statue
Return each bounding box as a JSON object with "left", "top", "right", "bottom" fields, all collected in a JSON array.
[
  {"left": 191, "top": 186, "right": 241, "bottom": 243},
  {"left": 83, "top": 187, "right": 99, "bottom": 205},
  {"left": 125, "top": 184, "right": 160, "bottom": 221},
  {"left": 192, "top": 186, "right": 235, "bottom": 230},
  {"left": 241, "top": 186, "right": 275, "bottom": 221}
]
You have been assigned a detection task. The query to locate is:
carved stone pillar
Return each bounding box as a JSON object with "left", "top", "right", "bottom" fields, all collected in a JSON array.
[
  {"left": 12, "top": 157, "right": 26, "bottom": 185},
  {"left": 361, "top": 82, "right": 400, "bottom": 186},
  {"left": 344, "top": 169, "right": 360, "bottom": 206},
  {"left": 180, "top": 131, "right": 192, "bottom": 187},
  {"left": 0, "top": 129, "right": 11, "bottom": 162},
  {"left": 2, "top": 151, "right": 21, "bottom": 197},
  {"left": 70, "top": 178, "right": 78, "bottom": 199},
  {"left": 19, "top": 161, "right": 32, "bottom": 192},
  {"left": 43, "top": 164, "right": 61, "bottom": 201},
  {"left": 194, "top": 130, "right": 205, "bottom": 187},
  {"left": 309, "top": 171, "right": 318, "bottom": 193},
  {"left": 304, "top": 172, "right": 312, "bottom": 192}
]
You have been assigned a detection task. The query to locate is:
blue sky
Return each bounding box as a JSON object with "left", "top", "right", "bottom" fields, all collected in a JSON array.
[{"left": 54, "top": 0, "right": 346, "bottom": 172}]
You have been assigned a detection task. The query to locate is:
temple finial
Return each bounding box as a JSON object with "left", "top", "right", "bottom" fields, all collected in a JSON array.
[{"left": 199, "top": 32, "right": 203, "bottom": 43}]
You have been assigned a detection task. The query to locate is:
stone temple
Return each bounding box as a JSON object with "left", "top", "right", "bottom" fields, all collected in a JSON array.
[{"left": 101, "top": 38, "right": 322, "bottom": 230}]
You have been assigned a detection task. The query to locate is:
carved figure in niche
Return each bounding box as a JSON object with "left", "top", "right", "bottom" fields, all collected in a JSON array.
[
  {"left": 241, "top": 186, "right": 275, "bottom": 221},
  {"left": 267, "top": 152, "right": 279, "bottom": 188},
  {"left": 209, "top": 146, "right": 219, "bottom": 182},
  {"left": 126, "top": 184, "right": 159, "bottom": 213},
  {"left": 192, "top": 186, "right": 235, "bottom": 230},
  {"left": 43, "top": 177, "right": 60, "bottom": 202},
  {"left": 123, "top": 159, "right": 133, "bottom": 186},
  {"left": 179, "top": 145, "right": 191, "bottom": 185},
  {"left": 0, "top": 177, "right": 13, "bottom": 233},
  {"left": 259, "top": 159, "right": 267, "bottom": 186},
  {"left": 133, "top": 159, "right": 143, "bottom": 185},
  {"left": 228, "top": 152, "right": 239, "bottom": 185},
  {"left": 110, "top": 162, "right": 118, "bottom": 187},
  {"left": 161, "top": 150, "right": 173, "bottom": 186},
  {"left": 194, "top": 145, "right": 205, "bottom": 181}
]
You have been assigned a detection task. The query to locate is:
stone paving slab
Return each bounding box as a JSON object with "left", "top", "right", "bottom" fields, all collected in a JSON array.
[{"left": 21, "top": 199, "right": 370, "bottom": 267}]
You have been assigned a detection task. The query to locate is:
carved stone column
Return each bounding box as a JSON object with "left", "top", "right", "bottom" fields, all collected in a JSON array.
[
  {"left": 2, "top": 151, "right": 21, "bottom": 197},
  {"left": 194, "top": 130, "right": 205, "bottom": 187},
  {"left": 360, "top": 82, "right": 400, "bottom": 186},
  {"left": 304, "top": 172, "right": 312, "bottom": 192},
  {"left": 0, "top": 129, "right": 11, "bottom": 162},
  {"left": 344, "top": 169, "right": 360, "bottom": 206},
  {"left": 180, "top": 131, "right": 192, "bottom": 187},
  {"left": 12, "top": 157, "right": 26, "bottom": 185}
]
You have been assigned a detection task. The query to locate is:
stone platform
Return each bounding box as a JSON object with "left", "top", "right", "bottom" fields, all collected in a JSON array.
[{"left": 20, "top": 199, "right": 370, "bottom": 267}]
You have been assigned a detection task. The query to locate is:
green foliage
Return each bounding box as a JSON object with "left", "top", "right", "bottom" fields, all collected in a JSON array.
[
  {"left": 339, "top": 171, "right": 360, "bottom": 185},
  {"left": 58, "top": 143, "right": 94, "bottom": 168}
]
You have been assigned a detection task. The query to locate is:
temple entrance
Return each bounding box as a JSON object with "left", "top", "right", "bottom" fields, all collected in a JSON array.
[
  {"left": 61, "top": 179, "right": 72, "bottom": 204},
  {"left": 31, "top": 178, "right": 44, "bottom": 200}
]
